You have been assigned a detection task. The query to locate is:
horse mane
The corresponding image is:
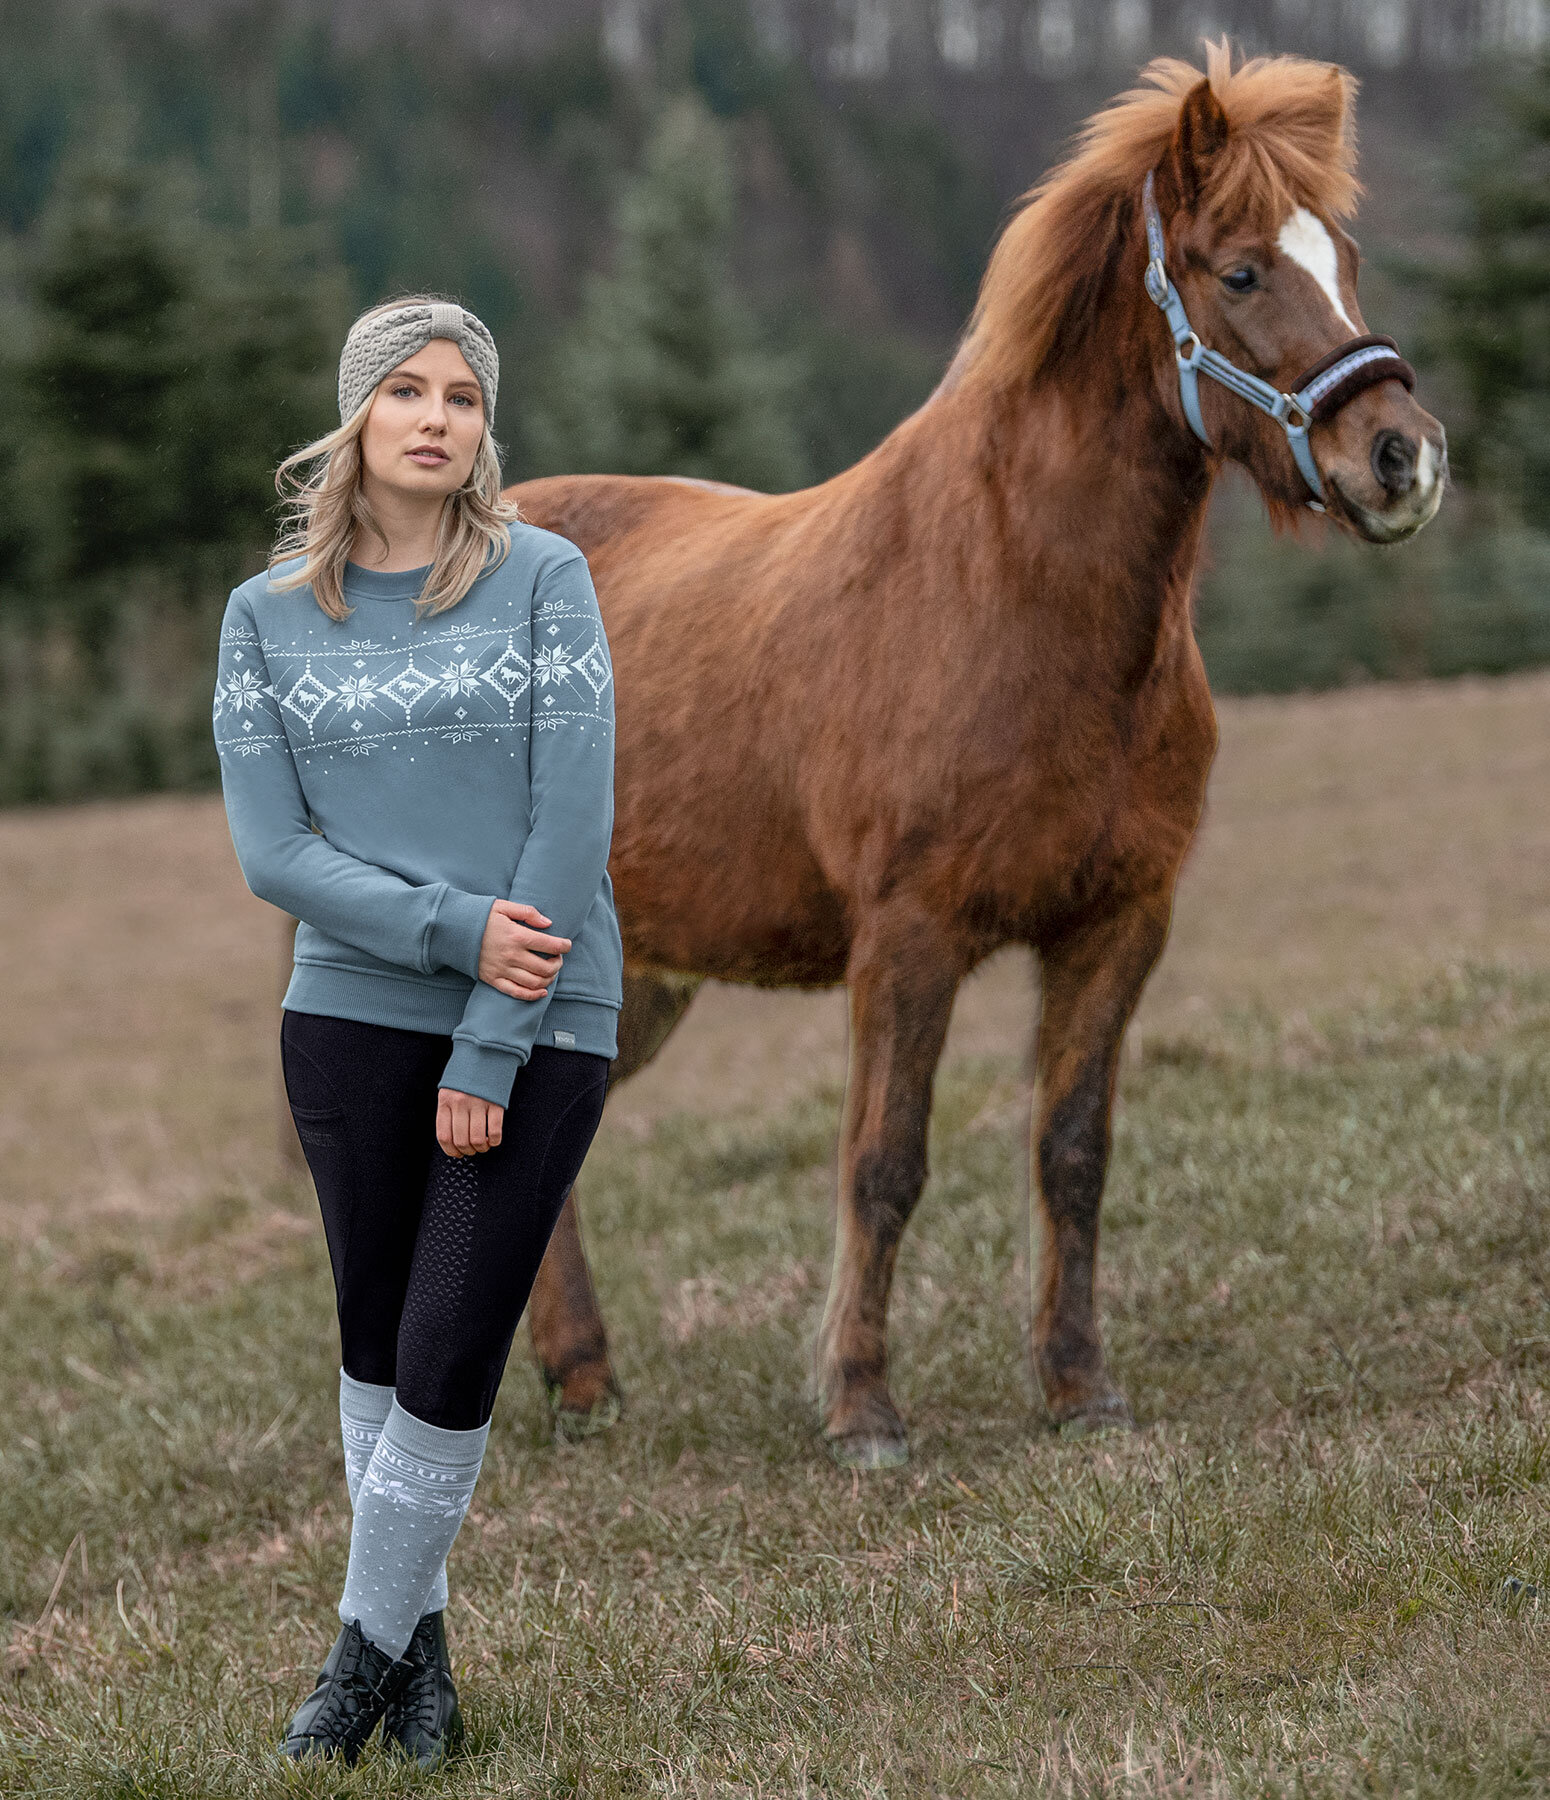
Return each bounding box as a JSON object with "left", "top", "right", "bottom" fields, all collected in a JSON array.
[{"left": 959, "top": 41, "right": 1361, "bottom": 394}]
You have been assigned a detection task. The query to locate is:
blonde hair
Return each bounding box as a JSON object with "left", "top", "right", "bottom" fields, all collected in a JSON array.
[{"left": 268, "top": 294, "right": 524, "bottom": 620}]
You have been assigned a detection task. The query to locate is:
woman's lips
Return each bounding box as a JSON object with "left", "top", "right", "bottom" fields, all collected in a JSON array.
[{"left": 407, "top": 448, "right": 450, "bottom": 465}]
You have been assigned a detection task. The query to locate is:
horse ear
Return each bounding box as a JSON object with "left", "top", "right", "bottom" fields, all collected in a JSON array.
[{"left": 1165, "top": 78, "right": 1230, "bottom": 210}]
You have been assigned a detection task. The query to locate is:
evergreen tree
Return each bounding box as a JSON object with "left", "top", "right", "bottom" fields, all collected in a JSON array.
[
  {"left": 530, "top": 93, "right": 808, "bottom": 492},
  {"left": 16, "top": 156, "right": 189, "bottom": 586},
  {"left": 12, "top": 152, "right": 344, "bottom": 594},
  {"left": 1417, "top": 55, "right": 1550, "bottom": 526},
  {"left": 0, "top": 148, "right": 345, "bottom": 803},
  {"left": 166, "top": 224, "right": 346, "bottom": 566}
]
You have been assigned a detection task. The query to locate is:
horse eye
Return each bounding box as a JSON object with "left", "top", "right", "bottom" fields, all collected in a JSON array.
[{"left": 1221, "top": 266, "right": 1258, "bottom": 294}]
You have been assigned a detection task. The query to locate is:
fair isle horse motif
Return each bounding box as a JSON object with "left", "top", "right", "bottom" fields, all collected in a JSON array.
[{"left": 514, "top": 46, "right": 1446, "bottom": 1469}]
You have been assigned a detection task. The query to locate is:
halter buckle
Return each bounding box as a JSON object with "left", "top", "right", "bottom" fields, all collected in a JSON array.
[{"left": 1144, "top": 259, "right": 1170, "bottom": 307}]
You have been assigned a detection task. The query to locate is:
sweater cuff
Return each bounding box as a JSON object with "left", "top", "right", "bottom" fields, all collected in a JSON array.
[
  {"left": 428, "top": 889, "right": 497, "bottom": 980},
  {"left": 440, "top": 1037, "right": 525, "bottom": 1109}
]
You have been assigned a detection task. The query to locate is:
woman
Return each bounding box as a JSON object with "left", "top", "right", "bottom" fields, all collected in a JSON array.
[{"left": 212, "top": 296, "right": 623, "bottom": 1768}]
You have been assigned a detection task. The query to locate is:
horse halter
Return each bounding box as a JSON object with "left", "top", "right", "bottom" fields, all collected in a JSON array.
[{"left": 1140, "top": 170, "right": 1415, "bottom": 508}]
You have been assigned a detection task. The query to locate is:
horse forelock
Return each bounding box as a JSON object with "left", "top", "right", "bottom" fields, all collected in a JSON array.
[{"left": 959, "top": 42, "right": 1361, "bottom": 395}]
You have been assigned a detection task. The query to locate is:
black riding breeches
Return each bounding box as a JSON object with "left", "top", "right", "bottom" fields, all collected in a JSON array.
[{"left": 280, "top": 1009, "right": 610, "bottom": 1430}]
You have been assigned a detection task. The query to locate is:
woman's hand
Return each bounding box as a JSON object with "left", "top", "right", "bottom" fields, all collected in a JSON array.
[
  {"left": 478, "top": 899, "right": 572, "bottom": 1001},
  {"left": 438, "top": 1088, "right": 505, "bottom": 1157}
]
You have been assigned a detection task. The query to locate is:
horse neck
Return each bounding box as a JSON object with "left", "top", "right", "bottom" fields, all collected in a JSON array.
[{"left": 914, "top": 346, "right": 1214, "bottom": 691}]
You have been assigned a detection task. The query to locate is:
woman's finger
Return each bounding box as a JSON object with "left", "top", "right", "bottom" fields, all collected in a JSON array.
[
  {"left": 487, "top": 1104, "right": 504, "bottom": 1148},
  {"left": 437, "top": 1094, "right": 459, "bottom": 1158},
  {"left": 493, "top": 979, "right": 549, "bottom": 1001},
  {"left": 511, "top": 950, "right": 562, "bottom": 979},
  {"left": 469, "top": 1105, "right": 489, "bottom": 1153},
  {"left": 451, "top": 1101, "right": 474, "bottom": 1155},
  {"left": 495, "top": 900, "right": 550, "bottom": 926},
  {"left": 489, "top": 948, "right": 556, "bottom": 982},
  {"left": 514, "top": 929, "right": 571, "bottom": 956}
]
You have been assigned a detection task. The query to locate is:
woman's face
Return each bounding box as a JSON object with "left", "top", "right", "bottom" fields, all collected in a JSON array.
[{"left": 359, "top": 338, "right": 485, "bottom": 502}]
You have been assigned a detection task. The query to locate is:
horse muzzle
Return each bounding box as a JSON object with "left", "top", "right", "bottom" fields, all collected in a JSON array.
[{"left": 1319, "top": 407, "right": 1448, "bottom": 544}]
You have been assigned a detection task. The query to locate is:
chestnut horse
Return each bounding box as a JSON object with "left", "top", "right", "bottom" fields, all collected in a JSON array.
[{"left": 514, "top": 47, "right": 1445, "bottom": 1468}]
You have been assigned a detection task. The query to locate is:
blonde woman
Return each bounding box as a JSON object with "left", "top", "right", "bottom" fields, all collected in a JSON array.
[{"left": 212, "top": 297, "right": 622, "bottom": 1768}]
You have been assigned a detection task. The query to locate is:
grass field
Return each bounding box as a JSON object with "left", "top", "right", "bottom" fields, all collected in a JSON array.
[{"left": 1, "top": 674, "right": 1547, "bottom": 1796}]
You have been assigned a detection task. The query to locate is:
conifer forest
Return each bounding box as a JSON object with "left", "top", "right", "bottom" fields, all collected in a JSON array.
[{"left": 1, "top": 0, "right": 1548, "bottom": 802}]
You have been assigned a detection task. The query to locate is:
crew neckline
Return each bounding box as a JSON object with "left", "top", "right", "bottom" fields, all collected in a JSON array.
[{"left": 342, "top": 560, "right": 433, "bottom": 601}]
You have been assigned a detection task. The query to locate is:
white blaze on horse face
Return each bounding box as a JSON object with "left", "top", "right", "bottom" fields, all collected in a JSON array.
[{"left": 1275, "top": 208, "right": 1357, "bottom": 332}]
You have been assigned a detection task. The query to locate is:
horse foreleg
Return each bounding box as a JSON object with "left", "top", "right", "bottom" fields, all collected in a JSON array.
[
  {"left": 528, "top": 968, "right": 703, "bottom": 1438},
  {"left": 816, "top": 909, "right": 962, "bottom": 1470},
  {"left": 1031, "top": 895, "right": 1171, "bottom": 1434}
]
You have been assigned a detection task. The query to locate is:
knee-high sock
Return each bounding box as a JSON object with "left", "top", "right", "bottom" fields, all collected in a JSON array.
[
  {"left": 338, "top": 1399, "right": 488, "bottom": 1660},
  {"left": 339, "top": 1370, "right": 448, "bottom": 1613}
]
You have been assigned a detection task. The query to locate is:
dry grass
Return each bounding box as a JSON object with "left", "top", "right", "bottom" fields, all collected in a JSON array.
[
  {"left": 3, "top": 671, "right": 1547, "bottom": 1257},
  {"left": 0, "top": 672, "right": 1547, "bottom": 1795}
]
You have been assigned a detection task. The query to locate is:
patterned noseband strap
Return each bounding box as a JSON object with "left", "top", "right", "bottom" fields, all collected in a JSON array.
[
  {"left": 1293, "top": 334, "right": 1415, "bottom": 423},
  {"left": 1140, "top": 171, "right": 1416, "bottom": 507}
]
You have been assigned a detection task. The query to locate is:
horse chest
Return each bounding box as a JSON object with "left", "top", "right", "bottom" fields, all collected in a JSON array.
[{"left": 978, "top": 677, "right": 1216, "bottom": 934}]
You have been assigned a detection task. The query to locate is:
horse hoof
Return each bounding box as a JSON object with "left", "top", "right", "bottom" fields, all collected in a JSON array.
[
  {"left": 825, "top": 1430, "right": 910, "bottom": 1472},
  {"left": 547, "top": 1384, "right": 622, "bottom": 1444},
  {"left": 1055, "top": 1393, "right": 1135, "bottom": 1440}
]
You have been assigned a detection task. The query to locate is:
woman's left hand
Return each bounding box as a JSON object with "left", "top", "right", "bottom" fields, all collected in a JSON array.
[{"left": 437, "top": 1088, "right": 505, "bottom": 1158}]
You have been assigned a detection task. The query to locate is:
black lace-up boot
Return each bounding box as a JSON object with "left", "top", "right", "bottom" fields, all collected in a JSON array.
[
  {"left": 278, "top": 1619, "right": 412, "bottom": 1766},
  {"left": 382, "top": 1610, "right": 465, "bottom": 1768}
]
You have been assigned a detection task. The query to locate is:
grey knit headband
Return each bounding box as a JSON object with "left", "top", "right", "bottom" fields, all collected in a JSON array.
[{"left": 337, "top": 301, "right": 499, "bottom": 426}]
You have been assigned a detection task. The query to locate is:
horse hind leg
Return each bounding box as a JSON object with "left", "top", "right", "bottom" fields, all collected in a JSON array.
[
  {"left": 528, "top": 968, "right": 704, "bottom": 1439},
  {"left": 816, "top": 906, "right": 962, "bottom": 1470}
]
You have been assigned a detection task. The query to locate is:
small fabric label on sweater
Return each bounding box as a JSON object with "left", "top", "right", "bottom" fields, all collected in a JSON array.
[{"left": 552, "top": 1029, "right": 576, "bottom": 1048}]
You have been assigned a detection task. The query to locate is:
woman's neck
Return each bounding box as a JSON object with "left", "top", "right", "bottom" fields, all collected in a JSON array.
[{"left": 351, "top": 481, "right": 447, "bottom": 571}]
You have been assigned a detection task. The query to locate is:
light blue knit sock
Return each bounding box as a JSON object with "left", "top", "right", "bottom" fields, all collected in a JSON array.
[
  {"left": 338, "top": 1399, "right": 488, "bottom": 1660},
  {"left": 338, "top": 1371, "right": 449, "bottom": 1613}
]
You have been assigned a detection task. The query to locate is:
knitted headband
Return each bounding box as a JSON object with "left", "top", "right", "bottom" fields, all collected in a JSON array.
[{"left": 337, "top": 301, "right": 499, "bottom": 427}]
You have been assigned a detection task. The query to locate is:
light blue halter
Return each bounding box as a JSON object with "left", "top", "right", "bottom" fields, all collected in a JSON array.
[{"left": 1140, "top": 171, "right": 1415, "bottom": 508}]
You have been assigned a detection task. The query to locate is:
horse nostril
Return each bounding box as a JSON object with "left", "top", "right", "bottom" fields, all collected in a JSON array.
[{"left": 1371, "top": 429, "right": 1418, "bottom": 496}]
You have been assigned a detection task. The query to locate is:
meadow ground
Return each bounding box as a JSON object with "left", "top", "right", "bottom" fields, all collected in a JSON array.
[{"left": 0, "top": 672, "right": 1546, "bottom": 1796}]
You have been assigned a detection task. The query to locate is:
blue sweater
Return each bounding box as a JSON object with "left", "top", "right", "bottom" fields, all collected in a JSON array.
[{"left": 212, "top": 523, "right": 622, "bottom": 1107}]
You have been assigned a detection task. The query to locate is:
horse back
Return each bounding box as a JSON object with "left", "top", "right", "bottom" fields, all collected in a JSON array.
[{"left": 503, "top": 474, "right": 856, "bottom": 983}]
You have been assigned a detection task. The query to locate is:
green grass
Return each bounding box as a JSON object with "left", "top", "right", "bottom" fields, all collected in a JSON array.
[{"left": 2, "top": 968, "right": 1547, "bottom": 1796}]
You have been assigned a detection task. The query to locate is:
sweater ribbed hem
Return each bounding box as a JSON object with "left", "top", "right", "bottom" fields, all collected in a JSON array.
[
  {"left": 528, "top": 995, "right": 620, "bottom": 1058},
  {"left": 282, "top": 969, "right": 618, "bottom": 1090},
  {"left": 284, "top": 963, "right": 472, "bottom": 1033}
]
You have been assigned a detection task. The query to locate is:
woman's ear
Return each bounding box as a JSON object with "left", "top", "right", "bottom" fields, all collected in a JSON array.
[{"left": 1161, "top": 77, "right": 1230, "bottom": 212}]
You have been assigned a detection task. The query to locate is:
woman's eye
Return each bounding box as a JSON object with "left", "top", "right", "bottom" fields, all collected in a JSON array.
[
  {"left": 1221, "top": 267, "right": 1258, "bottom": 294},
  {"left": 450, "top": 393, "right": 475, "bottom": 406},
  {"left": 392, "top": 384, "right": 417, "bottom": 397}
]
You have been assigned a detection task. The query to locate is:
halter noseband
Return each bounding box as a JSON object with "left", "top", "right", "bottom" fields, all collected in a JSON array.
[{"left": 1141, "top": 170, "right": 1416, "bottom": 507}]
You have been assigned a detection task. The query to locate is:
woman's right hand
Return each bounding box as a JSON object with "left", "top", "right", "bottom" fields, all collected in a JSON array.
[{"left": 478, "top": 900, "right": 571, "bottom": 1001}]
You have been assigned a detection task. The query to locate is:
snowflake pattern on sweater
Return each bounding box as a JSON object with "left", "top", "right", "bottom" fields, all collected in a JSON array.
[
  {"left": 210, "top": 535, "right": 622, "bottom": 1103},
  {"left": 211, "top": 590, "right": 612, "bottom": 762}
]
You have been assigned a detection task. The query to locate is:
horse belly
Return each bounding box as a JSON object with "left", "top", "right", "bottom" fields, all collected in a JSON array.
[{"left": 609, "top": 799, "right": 850, "bottom": 988}]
